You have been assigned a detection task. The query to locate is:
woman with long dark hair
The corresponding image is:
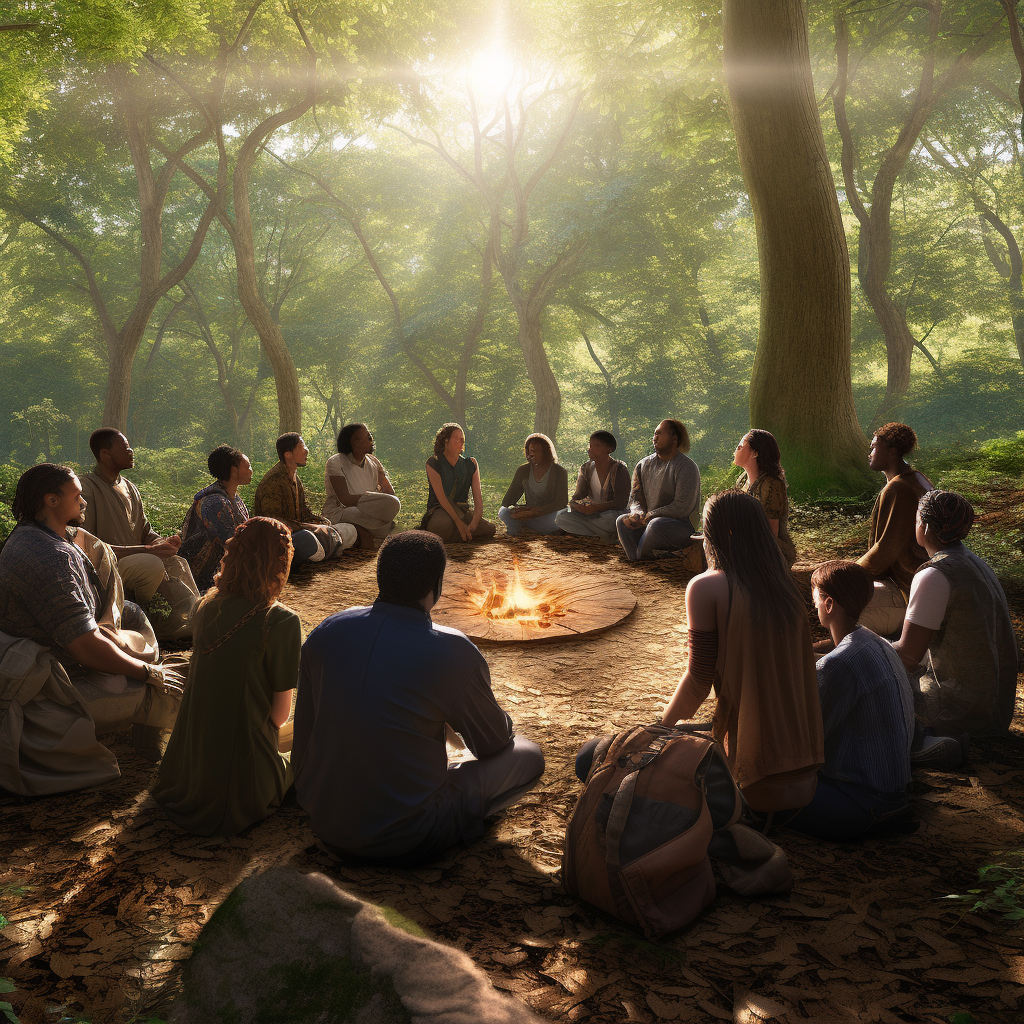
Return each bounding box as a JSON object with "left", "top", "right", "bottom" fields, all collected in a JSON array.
[
  {"left": 733, "top": 429, "right": 796, "bottom": 565},
  {"left": 661, "top": 490, "right": 823, "bottom": 818},
  {"left": 154, "top": 517, "right": 300, "bottom": 836}
]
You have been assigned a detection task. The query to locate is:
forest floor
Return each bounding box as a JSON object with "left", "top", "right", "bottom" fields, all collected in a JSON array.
[{"left": 1, "top": 492, "right": 1023, "bottom": 1024}]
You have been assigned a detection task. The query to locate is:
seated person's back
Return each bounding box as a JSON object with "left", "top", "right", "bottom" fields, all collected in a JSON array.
[
  {"left": 293, "top": 531, "right": 542, "bottom": 863},
  {"left": 155, "top": 518, "right": 299, "bottom": 836},
  {"left": 786, "top": 561, "right": 914, "bottom": 841},
  {"left": 857, "top": 422, "right": 932, "bottom": 635},
  {"left": 894, "top": 490, "right": 1018, "bottom": 738}
]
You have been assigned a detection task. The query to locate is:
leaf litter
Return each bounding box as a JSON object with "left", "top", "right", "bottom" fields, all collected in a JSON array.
[{"left": 1, "top": 530, "right": 1022, "bottom": 1023}]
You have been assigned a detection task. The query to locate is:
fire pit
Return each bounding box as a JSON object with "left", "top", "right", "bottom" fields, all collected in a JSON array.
[{"left": 432, "top": 557, "right": 636, "bottom": 643}]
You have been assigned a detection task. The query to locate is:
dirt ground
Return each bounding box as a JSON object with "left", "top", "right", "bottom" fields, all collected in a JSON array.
[{"left": 2, "top": 518, "right": 1023, "bottom": 1024}]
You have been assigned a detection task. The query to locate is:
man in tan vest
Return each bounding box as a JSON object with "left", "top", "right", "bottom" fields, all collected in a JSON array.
[{"left": 80, "top": 429, "right": 198, "bottom": 640}]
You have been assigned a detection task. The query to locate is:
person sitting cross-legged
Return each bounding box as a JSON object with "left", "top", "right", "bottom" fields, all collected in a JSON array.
[
  {"left": 616, "top": 418, "right": 701, "bottom": 561},
  {"left": 323, "top": 423, "right": 401, "bottom": 550},
  {"left": 554, "top": 430, "right": 631, "bottom": 545},
  {"left": 154, "top": 518, "right": 300, "bottom": 837},
  {"left": 856, "top": 422, "right": 933, "bottom": 636},
  {"left": 498, "top": 433, "right": 569, "bottom": 538},
  {"left": 893, "top": 491, "right": 1018, "bottom": 758},
  {"left": 254, "top": 432, "right": 356, "bottom": 563},
  {"left": 79, "top": 428, "right": 199, "bottom": 639},
  {"left": 0, "top": 464, "right": 183, "bottom": 793},
  {"left": 783, "top": 561, "right": 914, "bottom": 841},
  {"left": 293, "top": 531, "right": 544, "bottom": 865},
  {"left": 421, "top": 422, "right": 497, "bottom": 542}
]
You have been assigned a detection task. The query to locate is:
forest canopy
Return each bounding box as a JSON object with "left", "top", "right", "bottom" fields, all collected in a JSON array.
[{"left": 1, "top": 0, "right": 1022, "bottom": 503}]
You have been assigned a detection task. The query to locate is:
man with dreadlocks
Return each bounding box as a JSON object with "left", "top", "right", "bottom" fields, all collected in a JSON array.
[
  {"left": 292, "top": 531, "right": 544, "bottom": 863},
  {"left": 894, "top": 490, "right": 1018, "bottom": 744}
]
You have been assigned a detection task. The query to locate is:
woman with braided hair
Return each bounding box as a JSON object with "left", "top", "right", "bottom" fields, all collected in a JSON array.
[
  {"left": 155, "top": 517, "right": 301, "bottom": 835},
  {"left": 893, "top": 490, "right": 1018, "bottom": 741}
]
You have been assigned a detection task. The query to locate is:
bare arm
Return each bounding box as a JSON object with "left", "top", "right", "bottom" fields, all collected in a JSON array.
[
  {"left": 271, "top": 688, "right": 294, "bottom": 728},
  {"left": 893, "top": 621, "right": 935, "bottom": 672},
  {"left": 469, "top": 460, "right": 485, "bottom": 532},
  {"left": 377, "top": 459, "right": 396, "bottom": 496},
  {"left": 767, "top": 519, "right": 780, "bottom": 537},
  {"left": 329, "top": 473, "right": 360, "bottom": 508},
  {"left": 661, "top": 573, "right": 721, "bottom": 725},
  {"left": 426, "top": 462, "right": 472, "bottom": 540},
  {"left": 65, "top": 629, "right": 151, "bottom": 681}
]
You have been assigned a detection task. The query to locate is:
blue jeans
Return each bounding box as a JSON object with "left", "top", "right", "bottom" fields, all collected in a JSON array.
[
  {"left": 615, "top": 514, "right": 695, "bottom": 561},
  {"left": 498, "top": 507, "right": 562, "bottom": 536},
  {"left": 784, "top": 774, "right": 909, "bottom": 841}
]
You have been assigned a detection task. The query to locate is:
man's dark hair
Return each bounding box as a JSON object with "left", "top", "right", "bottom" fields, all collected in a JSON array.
[
  {"left": 337, "top": 423, "right": 372, "bottom": 455},
  {"left": 89, "top": 428, "right": 122, "bottom": 461},
  {"left": 276, "top": 432, "right": 303, "bottom": 462},
  {"left": 208, "top": 444, "right": 244, "bottom": 481},
  {"left": 590, "top": 430, "right": 617, "bottom": 452},
  {"left": 663, "top": 418, "right": 690, "bottom": 453},
  {"left": 811, "top": 560, "right": 873, "bottom": 620},
  {"left": 377, "top": 531, "right": 447, "bottom": 608},
  {"left": 12, "top": 464, "right": 76, "bottom": 523}
]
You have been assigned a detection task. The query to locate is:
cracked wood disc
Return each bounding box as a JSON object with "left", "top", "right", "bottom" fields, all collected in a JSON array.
[{"left": 432, "top": 567, "right": 637, "bottom": 643}]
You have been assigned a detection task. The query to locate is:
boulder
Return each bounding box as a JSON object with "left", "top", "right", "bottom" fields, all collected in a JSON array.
[{"left": 172, "top": 866, "right": 544, "bottom": 1024}]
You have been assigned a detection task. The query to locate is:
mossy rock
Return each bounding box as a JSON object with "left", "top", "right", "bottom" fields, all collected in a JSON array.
[{"left": 172, "top": 867, "right": 542, "bottom": 1024}]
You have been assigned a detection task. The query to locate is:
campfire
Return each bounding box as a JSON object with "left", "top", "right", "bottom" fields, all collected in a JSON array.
[
  {"left": 466, "top": 558, "right": 570, "bottom": 629},
  {"left": 433, "top": 555, "right": 637, "bottom": 643}
]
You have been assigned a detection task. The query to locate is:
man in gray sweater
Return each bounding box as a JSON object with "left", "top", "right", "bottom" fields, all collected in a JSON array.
[{"left": 616, "top": 419, "right": 701, "bottom": 561}]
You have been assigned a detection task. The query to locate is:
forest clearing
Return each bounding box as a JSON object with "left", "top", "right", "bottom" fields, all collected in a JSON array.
[{"left": 1, "top": 494, "right": 1022, "bottom": 1024}]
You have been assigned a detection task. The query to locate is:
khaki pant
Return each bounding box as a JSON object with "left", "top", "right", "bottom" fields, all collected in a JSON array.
[
  {"left": 328, "top": 493, "right": 401, "bottom": 540},
  {"left": 422, "top": 508, "right": 496, "bottom": 543},
  {"left": 858, "top": 579, "right": 907, "bottom": 637},
  {"left": 73, "top": 670, "right": 181, "bottom": 761},
  {"left": 117, "top": 552, "right": 165, "bottom": 604}
]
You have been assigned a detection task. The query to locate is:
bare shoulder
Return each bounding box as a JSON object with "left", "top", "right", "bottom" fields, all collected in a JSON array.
[{"left": 685, "top": 569, "right": 728, "bottom": 604}]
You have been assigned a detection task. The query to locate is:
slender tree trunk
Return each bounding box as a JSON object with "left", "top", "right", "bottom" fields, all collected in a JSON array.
[
  {"left": 723, "top": 0, "right": 869, "bottom": 494},
  {"left": 977, "top": 201, "right": 1024, "bottom": 368},
  {"left": 517, "top": 302, "right": 561, "bottom": 436}
]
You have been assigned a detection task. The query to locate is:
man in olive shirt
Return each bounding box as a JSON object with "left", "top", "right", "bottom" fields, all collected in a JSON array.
[
  {"left": 857, "top": 422, "right": 932, "bottom": 636},
  {"left": 293, "top": 531, "right": 544, "bottom": 864}
]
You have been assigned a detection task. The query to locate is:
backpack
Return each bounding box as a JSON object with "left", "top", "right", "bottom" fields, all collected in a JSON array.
[{"left": 562, "top": 723, "right": 790, "bottom": 938}]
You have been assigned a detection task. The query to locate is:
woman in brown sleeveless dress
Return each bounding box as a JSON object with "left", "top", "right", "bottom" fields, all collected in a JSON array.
[{"left": 662, "top": 490, "right": 823, "bottom": 819}]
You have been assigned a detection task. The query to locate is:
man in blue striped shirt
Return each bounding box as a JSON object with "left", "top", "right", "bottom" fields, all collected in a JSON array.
[{"left": 784, "top": 561, "right": 914, "bottom": 840}]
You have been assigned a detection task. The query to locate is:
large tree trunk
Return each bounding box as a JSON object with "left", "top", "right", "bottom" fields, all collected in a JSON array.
[
  {"left": 518, "top": 304, "right": 561, "bottom": 437},
  {"left": 723, "top": 0, "right": 869, "bottom": 494}
]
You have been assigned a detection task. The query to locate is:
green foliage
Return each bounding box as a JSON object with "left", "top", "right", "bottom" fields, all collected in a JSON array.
[
  {"left": 0, "top": 974, "right": 19, "bottom": 1024},
  {"left": 945, "top": 851, "right": 1024, "bottom": 922}
]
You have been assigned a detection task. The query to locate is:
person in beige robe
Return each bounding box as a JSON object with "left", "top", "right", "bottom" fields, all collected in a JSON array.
[{"left": 80, "top": 429, "right": 198, "bottom": 640}]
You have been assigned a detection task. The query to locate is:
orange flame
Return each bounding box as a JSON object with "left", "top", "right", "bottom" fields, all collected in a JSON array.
[{"left": 467, "top": 557, "right": 569, "bottom": 628}]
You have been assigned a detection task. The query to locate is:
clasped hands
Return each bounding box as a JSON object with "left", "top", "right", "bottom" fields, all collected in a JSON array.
[
  {"left": 147, "top": 534, "right": 182, "bottom": 559},
  {"left": 145, "top": 660, "right": 186, "bottom": 693},
  {"left": 621, "top": 511, "right": 648, "bottom": 529}
]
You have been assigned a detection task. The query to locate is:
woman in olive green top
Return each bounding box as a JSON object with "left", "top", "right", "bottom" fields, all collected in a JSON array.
[
  {"left": 154, "top": 517, "right": 300, "bottom": 836},
  {"left": 733, "top": 429, "right": 797, "bottom": 565},
  {"left": 421, "top": 422, "right": 497, "bottom": 542}
]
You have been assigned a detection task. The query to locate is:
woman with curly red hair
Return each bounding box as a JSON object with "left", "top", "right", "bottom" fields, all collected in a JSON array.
[{"left": 154, "top": 517, "right": 300, "bottom": 835}]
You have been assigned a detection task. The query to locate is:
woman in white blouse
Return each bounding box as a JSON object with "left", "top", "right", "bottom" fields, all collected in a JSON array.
[{"left": 323, "top": 424, "right": 401, "bottom": 550}]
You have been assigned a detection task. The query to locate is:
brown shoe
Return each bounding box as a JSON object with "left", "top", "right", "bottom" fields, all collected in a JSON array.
[{"left": 354, "top": 525, "right": 377, "bottom": 550}]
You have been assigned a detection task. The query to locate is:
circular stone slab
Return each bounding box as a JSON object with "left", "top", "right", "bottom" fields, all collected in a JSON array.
[{"left": 432, "top": 565, "right": 637, "bottom": 643}]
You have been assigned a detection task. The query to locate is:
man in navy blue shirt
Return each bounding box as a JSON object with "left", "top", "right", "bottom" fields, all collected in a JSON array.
[
  {"left": 784, "top": 560, "right": 914, "bottom": 840},
  {"left": 293, "top": 531, "right": 544, "bottom": 864}
]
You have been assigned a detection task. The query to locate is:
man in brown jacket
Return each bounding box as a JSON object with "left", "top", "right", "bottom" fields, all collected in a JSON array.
[
  {"left": 856, "top": 422, "right": 932, "bottom": 636},
  {"left": 254, "top": 433, "right": 356, "bottom": 562}
]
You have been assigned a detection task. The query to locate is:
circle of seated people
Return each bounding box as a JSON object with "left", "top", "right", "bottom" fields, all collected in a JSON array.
[{"left": 0, "top": 421, "right": 1016, "bottom": 877}]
